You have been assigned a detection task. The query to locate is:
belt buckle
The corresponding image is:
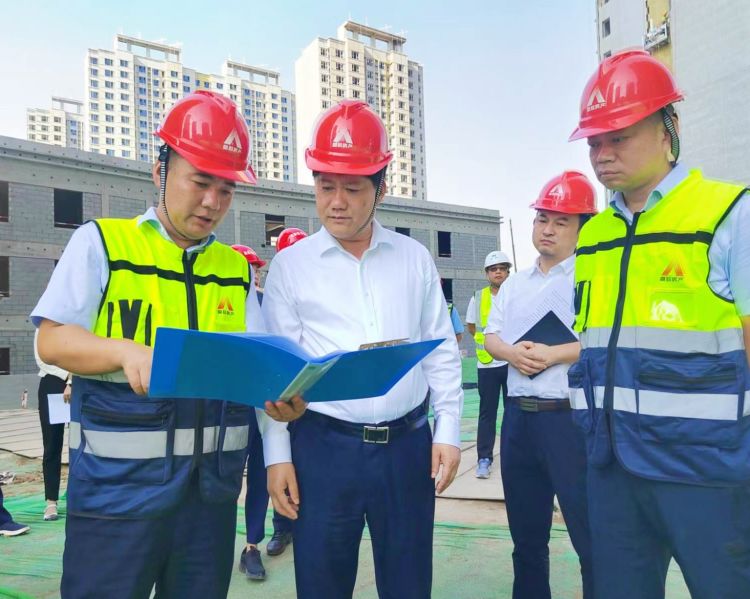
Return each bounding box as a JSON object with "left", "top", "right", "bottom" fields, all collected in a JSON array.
[
  {"left": 363, "top": 425, "right": 389, "bottom": 444},
  {"left": 519, "top": 398, "right": 538, "bottom": 412}
]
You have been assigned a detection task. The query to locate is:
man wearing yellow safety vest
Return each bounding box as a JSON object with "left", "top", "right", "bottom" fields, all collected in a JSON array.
[
  {"left": 466, "top": 251, "right": 512, "bottom": 479},
  {"left": 568, "top": 49, "right": 750, "bottom": 598},
  {"left": 31, "top": 91, "right": 280, "bottom": 598}
]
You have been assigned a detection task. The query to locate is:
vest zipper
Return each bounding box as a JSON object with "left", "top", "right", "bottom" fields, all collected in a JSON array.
[
  {"left": 183, "top": 251, "right": 203, "bottom": 473},
  {"left": 604, "top": 212, "right": 640, "bottom": 413}
]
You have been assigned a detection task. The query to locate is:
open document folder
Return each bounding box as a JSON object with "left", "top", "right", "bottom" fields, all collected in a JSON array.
[{"left": 149, "top": 328, "right": 445, "bottom": 408}]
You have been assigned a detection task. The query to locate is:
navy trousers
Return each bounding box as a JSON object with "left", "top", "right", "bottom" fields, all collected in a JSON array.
[
  {"left": 476, "top": 365, "right": 508, "bottom": 461},
  {"left": 290, "top": 409, "right": 435, "bottom": 599},
  {"left": 0, "top": 486, "right": 13, "bottom": 526},
  {"left": 500, "top": 400, "right": 593, "bottom": 599},
  {"left": 60, "top": 478, "right": 237, "bottom": 599},
  {"left": 588, "top": 459, "right": 750, "bottom": 599},
  {"left": 245, "top": 412, "right": 292, "bottom": 544}
]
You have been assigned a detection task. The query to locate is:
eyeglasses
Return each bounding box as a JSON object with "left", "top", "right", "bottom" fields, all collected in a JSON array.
[{"left": 486, "top": 265, "right": 510, "bottom": 273}]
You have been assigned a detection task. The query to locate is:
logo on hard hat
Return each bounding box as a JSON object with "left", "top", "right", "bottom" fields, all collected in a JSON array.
[
  {"left": 547, "top": 184, "right": 565, "bottom": 200},
  {"left": 216, "top": 297, "right": 235, "bottom": 316},
  {"left": 586, "top": 87, "right": 607, "bottom": 112},
  {"left": 223, "top": 130, "right": 243, "bottom": 153},
  {"left": 332, "top": 125, "right": 353, "bottom": 148}
]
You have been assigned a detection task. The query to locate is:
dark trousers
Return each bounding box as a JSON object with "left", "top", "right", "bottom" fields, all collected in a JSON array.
[
  {"left": 61, "top": 478, "right": 237, "bottom": 599},
  {"left": 0, "top": 486, "right": 13, "bottom": 526},
  {"left": 588, "top": 459, "right": 750, "bottom": 599},
  {"left": 245, "top": 413, "right": 292, "bottom": 545},
  {"left": 476, "top": 365, "right": 508, "bottom": 461},
  {"left": 37, "top": 374, "right": 66, "bottom": 501},
  {"left": 500, "top": 401, "right": 593, "bottom": 599},
  {"left": 291, "top": 409, "right": 435, "bottom": 599}
]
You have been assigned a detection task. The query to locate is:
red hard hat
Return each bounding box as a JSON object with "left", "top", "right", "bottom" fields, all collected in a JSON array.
[
  {"left": 530, "top": 171, "right": 598, "bottom": 215},
  {"left": 155, "top": 90, "right": 257, "bottom": 184},
  {"left": 231, "top": 244, "right": 266, "bottom": 267},
  {"left": 276, "top": 228, "right": 308, "bottom": 251},
  {"left": 305, "top": 100, "right": 393, "bottom": 176},
  {"left": 569, "top": 49, "right": 683, "bottom": 141}
]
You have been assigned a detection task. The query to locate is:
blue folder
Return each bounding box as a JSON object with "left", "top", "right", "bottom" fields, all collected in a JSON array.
[
  {"left": 516, "top": 311, "right": 577, "bottom": 380},
  {"left": 149, "top": 327, "right": 444, "bottom": 408}
]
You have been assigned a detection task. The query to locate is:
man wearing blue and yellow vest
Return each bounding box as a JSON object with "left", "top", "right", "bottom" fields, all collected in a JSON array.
[
  {"left": 568, "top": 49, "right": 750, "bottom": 598},
  {"left": 466, "top": 250, "right": 512, "bottom": 479},
  {"left": 32, "top": 91, "right": 277, "bottom": 599}
]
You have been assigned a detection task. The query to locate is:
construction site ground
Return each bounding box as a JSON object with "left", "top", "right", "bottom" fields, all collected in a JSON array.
[{"left": 0, "top": 359, "right": 692, "bottom": 598}]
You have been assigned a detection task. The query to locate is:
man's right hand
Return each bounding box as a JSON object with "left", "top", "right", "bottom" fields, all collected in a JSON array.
[
  {"left": 267, "top": 463, "right": 300, "bottom": 520},
  {"left": 509, "top": 341, "right": 546, "bottom": 376},
  {"left": 119, "top": 341, "right": 154, "bottom": 395}
]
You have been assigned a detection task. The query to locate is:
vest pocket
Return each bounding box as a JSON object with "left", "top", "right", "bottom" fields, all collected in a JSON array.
[
  {"left": 73, "top": 394, "right": 175, "bottom": 484},
  {"left": 573, "top": 280, "right": 591, "bottom": 332},
  {"left": 568, "top": 359, "right": 595, "bottom": 433},
  {"left": 636, "top": 357, "right": 742, "bottom": 448}
]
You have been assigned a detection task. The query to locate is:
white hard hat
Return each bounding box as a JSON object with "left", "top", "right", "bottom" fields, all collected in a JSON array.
[{"left": 484, "top": 251, "right": 512, "bottom": 269}]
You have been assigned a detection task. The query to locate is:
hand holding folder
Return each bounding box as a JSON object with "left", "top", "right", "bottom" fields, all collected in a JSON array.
[
  {"left": 149, "top": 328, "right": 444, "bottom": 408},
  {"left": 513, "top": 311, "right": 577, "bottom": 379}
]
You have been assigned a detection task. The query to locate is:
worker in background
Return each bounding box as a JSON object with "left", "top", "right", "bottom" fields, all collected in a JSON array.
[
  {"left": 466, "top": 250, "right": 512, "bottom": 479},
  {"left": 32, "top": 90, "right": 274, "bottom": 599},
  {"left": 261, "top": 99, "right": 463, "bottom": 599},
  {"left": 231, "top": 242, "right": 295, "bottom": 581},
  {"left": 568, "top": 49, "right": 750, "bottom": 599},
  {"left": 484, "top": 171, "right": 597, "bottom": 599}
]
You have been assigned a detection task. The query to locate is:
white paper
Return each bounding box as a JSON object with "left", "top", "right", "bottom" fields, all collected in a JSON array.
[{"left": 47, "top": 393, "right": 70, "bottom": 424}]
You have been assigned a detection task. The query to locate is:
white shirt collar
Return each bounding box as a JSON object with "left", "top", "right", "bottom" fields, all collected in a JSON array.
[
  {"left": 137, "top": 206, "right": 216, "bottom": 254},
  {"left": 314, "top": 219, "right": 394, "bottom": 258},
  {"left": 532, "top": 253, "right": 575, "bottom": 277}
]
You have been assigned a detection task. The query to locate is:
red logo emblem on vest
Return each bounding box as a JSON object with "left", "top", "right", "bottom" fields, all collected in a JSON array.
[
  {"left": 216, "top": 297, "right": 234, "bottom": 316},
  {"left": 660, "top": 261, "right": 685, "bottom": 282}
]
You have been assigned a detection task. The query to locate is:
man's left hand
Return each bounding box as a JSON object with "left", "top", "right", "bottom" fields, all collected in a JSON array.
[
  {"left": 432, "top": 443, "right": 461, "bottom": 494},
  {"left": 265, "top": 395, "right": 307, "bottom": 422}
]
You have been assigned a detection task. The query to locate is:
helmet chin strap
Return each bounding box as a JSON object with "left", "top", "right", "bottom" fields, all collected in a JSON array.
[
  {"left": 662, "top": 108, "right": 680, "bottom": 165},
  {"left": 158, "top": 144, "right": 206, "bottom": 246},
  {"left": 351, "top": 169, "right": 386, "bottom": 237}
]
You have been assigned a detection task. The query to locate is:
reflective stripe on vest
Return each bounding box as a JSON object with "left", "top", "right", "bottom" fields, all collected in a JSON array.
[
  {"left": 570, "top": 170, "right": 750, "bottom": 484},
  {"left": 473, "top": 287, "right": 494, "bottom": 364},
  {"left": 69, "top": 422, "right": 250, "bottom": 458}
]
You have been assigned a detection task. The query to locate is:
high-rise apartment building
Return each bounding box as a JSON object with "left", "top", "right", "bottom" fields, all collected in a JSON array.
[
  {"left": 85, "top": 35, "right": 296, "bottom": 182},
  {"left": 27, "top": 97, "right": 84, "bottom": 150},
  {"left": 295, "top": 21, "right": 427, "bottom": 200},
  {"left": 594, "top": 0, "right": 750, "bottom": 184}
]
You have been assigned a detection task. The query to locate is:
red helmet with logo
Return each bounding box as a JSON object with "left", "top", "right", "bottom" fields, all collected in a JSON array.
[
  {"left": 276, "top": 228, "right": 308, "bottom": 251},
  {"left": 530, "top": 171, "right": 598, "bottom": 215},
  {"left": 305, "top": 100, "right": 393, "bottom": 175},
  {"left": 569, "top": 49, "right": 683, "bottom": 141},
  {"left": 155, "top": 90, "right": 257, "bottom": 184},
  {"left": 231, "top": 244, "right": 266, "bottom": 267}
]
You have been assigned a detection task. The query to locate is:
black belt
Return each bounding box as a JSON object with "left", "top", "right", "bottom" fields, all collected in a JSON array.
[
  {"left": 302, "top": 405, "right": 428, "bottom": 444},
  {"left": 509, "top": 396, "right": 571, "bottom": 412}
]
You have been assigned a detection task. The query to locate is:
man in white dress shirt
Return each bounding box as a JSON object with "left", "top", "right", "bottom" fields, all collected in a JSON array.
[
  {"left": 261, "top": 99, "right": 463, "bottom": 599},
  {"left": 484, "top": 171, "right": 597, "bottom": 599}
]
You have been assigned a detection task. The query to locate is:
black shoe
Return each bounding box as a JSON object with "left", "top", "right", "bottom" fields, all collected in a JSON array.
[
  {"left": 266, "top": 530, "right": 293, "bottom": 556},
  {"left": 239, "top": 546, "right": 266, "bottom": 580}
]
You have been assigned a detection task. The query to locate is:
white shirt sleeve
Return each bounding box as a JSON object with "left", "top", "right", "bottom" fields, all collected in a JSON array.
[
  {"left": 420, "top": 255, "right": 463, "bottom": 448},
  {"left": 465, "top": 295, "right": 476, "bottom": 325},
  {"left": 255, "top": 256, "right": 298, "bottom": 466},
  {"left": 31, "top": 222, "right": 108, "bottom": 329}
]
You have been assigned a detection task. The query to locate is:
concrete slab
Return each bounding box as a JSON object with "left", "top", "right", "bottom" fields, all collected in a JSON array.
[
  {"left": 441, "top": 438, "right": 504, "bottom": 501},
  {"left": 0, "top": 409, "right": 69, "bottom": 464}
]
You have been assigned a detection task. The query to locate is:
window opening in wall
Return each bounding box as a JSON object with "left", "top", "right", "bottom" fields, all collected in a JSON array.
[
  {"left": 54, "top": 189, "right": 83, "bottom": 229},
  {"left": 265, "top": 214, "right": 285, "bottom": 246},
  {"left": 395, "top": 227, "right": 411, "bottom": 237},
  {"left": 437, "top": 231, "right": 452, "bottom": 257},
  {"left": 602, "top": 18, "right": 611, "bottom": 38},
  {"left": 0, "top": 256, "right": 8, "bottom": 297},
  {"left": 0, "top": 347, "right": 9, "bottom": 375},
  {"left": 0, "top": 181, "right": 8, "bottom": 222},
  {"left": 442, "top": 278, "right": 453, "bottom": 302}
]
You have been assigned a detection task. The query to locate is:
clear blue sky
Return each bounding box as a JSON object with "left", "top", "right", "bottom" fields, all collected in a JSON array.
[{"left": 0, "top": 0, "right": 601, "bottom": 267}]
